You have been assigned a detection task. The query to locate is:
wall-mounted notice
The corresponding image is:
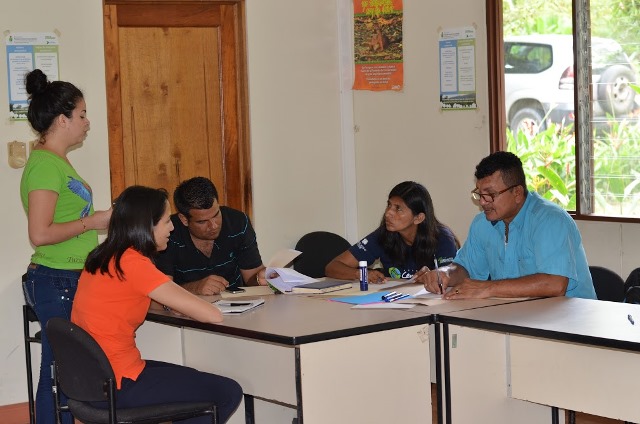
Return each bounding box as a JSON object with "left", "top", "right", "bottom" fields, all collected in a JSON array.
[
  {"left": 439, "top": 26, "right": 476, "bottom": 110},
  {"left": 353, "top": 0, "right": 404, "bottom": 92},
  {"left": 6, "top": 32, "right": 59, "bottom": 121}
]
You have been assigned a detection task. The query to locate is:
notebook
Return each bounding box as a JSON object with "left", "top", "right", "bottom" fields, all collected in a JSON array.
[
  {"left": 213, "top": 298, "right": 265, "bottom": 314},
  {"left": 291, "top": 280, "right": 353, "bottom": 294}
]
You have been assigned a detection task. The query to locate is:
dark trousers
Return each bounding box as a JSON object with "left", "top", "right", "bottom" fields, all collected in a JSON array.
[{"left": 117, "top": 360, "right": 243, "bottom": 423}]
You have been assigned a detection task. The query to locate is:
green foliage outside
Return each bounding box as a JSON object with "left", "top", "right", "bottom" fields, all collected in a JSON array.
[
  {"left": 506, "top": 122, "right": 576, "bottom": 210},
  {"left": 504, "top": 0, "right": 640, "bottom": 216},
  {"left": 504, "top": 0, "right": 640, "bottom": 58},
  {"left": 507, "top": 115, "right": 640, "bottom": 216}
]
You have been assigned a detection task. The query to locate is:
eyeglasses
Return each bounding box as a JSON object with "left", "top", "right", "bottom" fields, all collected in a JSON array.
[{"left": 471, "top": 184, "right": 519, "bottom": 202}]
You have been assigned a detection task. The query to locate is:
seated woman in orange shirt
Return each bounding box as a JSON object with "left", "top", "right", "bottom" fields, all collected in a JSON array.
[{"left": 71, "top": 186, "right": 242, "bottom": 423}]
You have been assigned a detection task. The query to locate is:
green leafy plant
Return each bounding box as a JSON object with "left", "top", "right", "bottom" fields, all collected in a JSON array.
[
  {"left": 592, "top": 117, "right": 640, "bottom": 215},
  {"left": 508, "top": 117, "right": 640, "bottom": 216},
  {"left": 507, "top": 122, "right": 576, "bottom": 209}
]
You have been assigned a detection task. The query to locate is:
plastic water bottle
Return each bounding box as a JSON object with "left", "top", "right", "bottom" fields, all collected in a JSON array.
[{"left": 359, "top": 261, "right": 368, "bottom": 291}]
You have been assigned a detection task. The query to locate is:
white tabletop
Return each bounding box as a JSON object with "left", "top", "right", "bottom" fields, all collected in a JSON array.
[{"left": 439, "top": 296, "right": 640, "bottom": 351}]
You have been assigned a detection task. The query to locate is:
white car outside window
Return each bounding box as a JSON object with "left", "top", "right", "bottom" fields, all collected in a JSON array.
[{"left": 504, "top": 34, "right": 638, "bottom": 135}]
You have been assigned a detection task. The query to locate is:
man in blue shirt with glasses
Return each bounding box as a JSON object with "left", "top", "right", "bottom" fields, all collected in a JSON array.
[{"left": 418, "top": 151, "right": 596, "bottom": 300}]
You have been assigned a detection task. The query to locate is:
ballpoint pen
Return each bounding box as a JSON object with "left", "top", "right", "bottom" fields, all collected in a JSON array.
[
  {"left": 384, "top": 293, "right": 410, "bottom": 302},
  {"left": 392, "top": 294, "right": 411, "bottom": 302},
  {"left": 434, "top": 257, "right": 443, "bottom": 294},
  {"left": 384, "top": 293, "right": 406, "bottom": 302},
  {"left": 384, "top": 293, "right": 405, "bottom": 302},
  {"left": 381, "top": 291, "right": 397, "bottom": 300}
]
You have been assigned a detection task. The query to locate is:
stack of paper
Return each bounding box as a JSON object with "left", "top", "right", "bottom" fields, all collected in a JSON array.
[{"left": 266, "top": 268, "right": 317, "bottom": 293}]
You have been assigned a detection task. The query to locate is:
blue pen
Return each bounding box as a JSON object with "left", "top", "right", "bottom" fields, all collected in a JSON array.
[
  {"left": 391, "top": 294, "right": 411, "bottom": 302},
  {"left": 384, "top": 293, "right": 406, "bottom": 302},
  {"left": 381, "top": 291, "right": 397, "bottom": 300}
]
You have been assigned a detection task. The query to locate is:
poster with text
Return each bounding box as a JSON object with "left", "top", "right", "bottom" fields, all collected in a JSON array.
[
  {"left": 439, "top": 26, "right": 477, "bottom": 110},
  {"left": 353, "top": 0, "right": 403, "bottom": 91},
  {"left": 6, "top": 32, "right": 59, "bottom": 120}
]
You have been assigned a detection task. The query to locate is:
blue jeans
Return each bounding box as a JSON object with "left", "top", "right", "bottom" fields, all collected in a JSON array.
[{"left": 23, "top": 264, "right": 80, "bottom": 424}]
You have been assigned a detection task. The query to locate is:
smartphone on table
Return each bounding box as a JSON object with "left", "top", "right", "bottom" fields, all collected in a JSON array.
[{"left": 225, "top": 286, "right": 246, "bottom": 294}]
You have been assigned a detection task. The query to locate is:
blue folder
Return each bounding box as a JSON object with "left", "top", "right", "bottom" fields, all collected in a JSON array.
[{"left": 329, "top": 291, "right": 393, "bottom": 305}]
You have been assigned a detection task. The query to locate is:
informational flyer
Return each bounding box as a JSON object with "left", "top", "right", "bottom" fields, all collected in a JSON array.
[
  {"left": 439, "top": 26, "right": 477, "bottom": 110},
  {"left": 6, "top": 32, "right": 59, "bottom": 120},
  {"left": 353, "top": 0, "right": 403, "bottom": 92}
]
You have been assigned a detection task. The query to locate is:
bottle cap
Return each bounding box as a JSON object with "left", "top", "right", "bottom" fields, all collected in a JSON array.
[{"left": 358, "top": 261, "right": 367, "bottom": 267}]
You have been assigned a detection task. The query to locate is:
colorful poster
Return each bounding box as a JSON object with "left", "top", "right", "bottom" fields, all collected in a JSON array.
[
  {"left": 6, "top": 32, "right": 59, "bottom": 120},
  {"left": 439, "top": 26, "right": 477, "bottom": 110},
  {"left": 353, "top": 0, "right": 403, "bottom": 91}
]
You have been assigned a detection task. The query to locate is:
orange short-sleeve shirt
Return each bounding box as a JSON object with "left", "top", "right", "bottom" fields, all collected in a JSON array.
[{"left": 71, "top": 248, "right": 170, "bottom": 388}]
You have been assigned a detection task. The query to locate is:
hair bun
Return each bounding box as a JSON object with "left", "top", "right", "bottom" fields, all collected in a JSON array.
[{"left": 25, "top": 69, "right": 49, "bottom": 96}]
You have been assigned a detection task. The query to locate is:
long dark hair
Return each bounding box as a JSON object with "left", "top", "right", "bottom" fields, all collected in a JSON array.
[
  {"left": 84, "top": 186, "right": 169, "bottom": 279},
  {"left": 378, "top": 181, "right": 456, "bottom": 268},
  {"left": 25, "top": 69, "right": 83, "bottom": 137}
]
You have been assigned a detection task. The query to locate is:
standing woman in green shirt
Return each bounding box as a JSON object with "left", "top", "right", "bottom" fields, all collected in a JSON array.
[{"left": 20, "top": 69, "right": 112, "bottom": 424}]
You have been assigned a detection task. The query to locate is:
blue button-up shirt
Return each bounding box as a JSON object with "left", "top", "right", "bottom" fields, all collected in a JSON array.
[{"left": 454, "top": 192, "right": 596, "bottom": 299}]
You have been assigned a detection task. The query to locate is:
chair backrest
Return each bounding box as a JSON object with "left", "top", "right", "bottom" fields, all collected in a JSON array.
[
  {"left": 624, "top": 268, "right": 640, "bottom": 303},
  {"left": 589, "top": 266, "right": 625, "bottom": 302},
  {"left": 624, "top": 268, "right": 640, "bottom": 293},
  {"left": 46, "top": 317, "right": 115, "bottom": 403},
  {"left": 294, "top": 231, "right": 351, "bottom": 278}
]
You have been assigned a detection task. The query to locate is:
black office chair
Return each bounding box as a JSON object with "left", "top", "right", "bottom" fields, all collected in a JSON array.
[
  {"left": 589, "top": 266, "right": 625, "bottom": 302},
  {"left": 23, "top": 303, "right": 40, "bottom": 424},
  {"left": 46, "top": 317, "right": 218, "bottom": 424},
  {"left": 624, "top": 268, "right": 640, "bottom": 303},
  {"left": 293, "top": 231, "right": 351, "bottom": 278}
]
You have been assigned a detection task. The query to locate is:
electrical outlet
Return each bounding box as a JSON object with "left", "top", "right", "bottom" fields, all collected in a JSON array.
[{"left": 8, "top": 141, "right": 27, "bottom": 168}]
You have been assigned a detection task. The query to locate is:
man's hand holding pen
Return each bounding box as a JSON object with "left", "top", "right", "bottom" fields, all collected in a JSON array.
[{"left": 412, "top": 264, "right": 457, "bottom": 295}]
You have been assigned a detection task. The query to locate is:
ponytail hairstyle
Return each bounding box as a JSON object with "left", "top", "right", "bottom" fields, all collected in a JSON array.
[{"left": 25, "top": 69, "right": 83, "bottom": 139}]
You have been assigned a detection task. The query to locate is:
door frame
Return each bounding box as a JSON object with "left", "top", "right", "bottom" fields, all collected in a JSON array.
[{"left": 102, "top": 0, "right": 252, "bottom": 215}]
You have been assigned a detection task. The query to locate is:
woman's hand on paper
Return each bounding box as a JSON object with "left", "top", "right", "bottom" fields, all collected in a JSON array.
[{"left": 368, "top": 269, "right": 387, "bottom": 284}]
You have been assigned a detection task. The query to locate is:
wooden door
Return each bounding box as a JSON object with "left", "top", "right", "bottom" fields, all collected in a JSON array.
[{"left": 103, "top": 1, "right": 250, "bottom": 213}]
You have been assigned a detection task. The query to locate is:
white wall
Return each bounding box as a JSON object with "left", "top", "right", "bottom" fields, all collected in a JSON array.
[
  {"left": 0, "top": 0, "right": 111, "bottom": 405},
  {"left": 247, "top": 0, "right": 346, "bottom": 258},
  {"left": 1, "top": 0, "right": 639, "bottom": 410},
  {"left": 577, "top": 221, "right": 640, "bottom": 278},
  {"left": 353, "top": 1, "right": 489, "bottom": 241}
]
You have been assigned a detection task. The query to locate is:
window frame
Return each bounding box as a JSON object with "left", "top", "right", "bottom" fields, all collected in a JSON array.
[{"left": 486, "top": 0, "right": 640, "bottom": 224}]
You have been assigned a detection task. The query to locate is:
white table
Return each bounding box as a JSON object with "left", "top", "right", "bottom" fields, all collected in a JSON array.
[
  {"left": 141, "top": 293, "right": 434, "bottom": 424},
  {"left": 138, "top": 289, "right": 536, "bottom": 424},
  {"left": 438, "top": 297, "right": 640, "bottom": 423}
]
